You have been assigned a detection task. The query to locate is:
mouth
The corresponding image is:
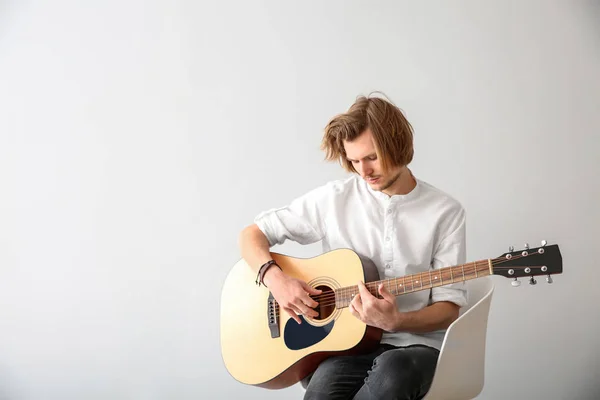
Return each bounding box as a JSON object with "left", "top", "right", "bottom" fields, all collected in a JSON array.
[{"left": 366, "top": 177, "right": 380, "bottom": 184}]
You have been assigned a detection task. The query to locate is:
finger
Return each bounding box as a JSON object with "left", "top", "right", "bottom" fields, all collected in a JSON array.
[
  {"left": 302, "top": 282, "right": 323, "bottom": 296},
  {"left": 351, "top": 293, "right": 363, "bottom": 313},
  {"left": 301, "top": 292, "right": 319, "bottom": 309},
  {"left": 378, "top": 283, "right": 396, "bottom": 304},
  {"left": 357, "top": 281, "right": 373, "bottom": 300},
  {"left": 284, "top": 307, "right": 302, "bottom": 324},
  {"left": 300, "top": 284, "right": 321, "bottom": 308},
  {"left": 289, "top": 303, "right": 306, "bottom": 317},
  {"left": 356, "top": 282, "right": 373, "bottom": 310},
  {"left": 294, "top": 300, "right": 319, "bottom": 318},
  {"left": 348, "top": 302, "right": 362, "bottom": 320}
]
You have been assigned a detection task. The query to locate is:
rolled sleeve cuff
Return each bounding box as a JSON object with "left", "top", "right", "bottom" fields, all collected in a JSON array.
[
  {"left": 431, "top": 285, "right": 468, "bottom": 308},
  {"left": 254, "top": 213, "right": 279, "bottom": 247}
]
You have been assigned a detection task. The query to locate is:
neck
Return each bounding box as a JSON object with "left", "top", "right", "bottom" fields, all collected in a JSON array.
[
  {"left": 334, "top": 259, "right": 492, "bottom": 308},
  {"left": 382, "top": 167, "right": 417, "bottom": 196}
]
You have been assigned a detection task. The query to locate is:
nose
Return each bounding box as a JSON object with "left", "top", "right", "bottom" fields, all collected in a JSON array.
[{"left": 358, "top": 162, "right": 373, "bottom": 177}]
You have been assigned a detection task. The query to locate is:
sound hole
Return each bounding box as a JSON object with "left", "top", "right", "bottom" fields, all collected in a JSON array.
[{"left": 313, "top": 285, "right": 335, "bottom": 321}]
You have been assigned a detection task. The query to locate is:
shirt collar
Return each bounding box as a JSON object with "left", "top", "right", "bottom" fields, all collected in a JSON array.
[{"left": 361, "top": 174, "right": 422, "bottom": 203}]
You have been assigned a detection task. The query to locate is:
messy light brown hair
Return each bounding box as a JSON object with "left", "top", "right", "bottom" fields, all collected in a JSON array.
[{"left": 321, "top": 92, "right": 414, "bottom": 173}]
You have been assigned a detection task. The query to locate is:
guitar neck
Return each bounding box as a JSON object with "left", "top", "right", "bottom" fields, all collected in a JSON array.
[{"left": 334, "top": 259, "right": 492, "bottom": 308}]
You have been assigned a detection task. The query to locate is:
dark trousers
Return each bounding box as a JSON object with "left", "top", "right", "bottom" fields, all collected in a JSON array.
[{"left": 302, "top": 344, "right": 439, "bottom": 400}]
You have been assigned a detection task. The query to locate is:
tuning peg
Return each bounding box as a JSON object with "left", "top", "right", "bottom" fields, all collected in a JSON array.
[
  {"left": 541, "top": 240, "right": 547, "bottom": 247},
  {"left": 524, "top": 243, "right": 529, "bottom": 250},
  {"left": 511, "top": 278, "right": 521, "bottom": 287},
  {"left": 509, "top": 246, "right": 514, "bottom": 252},
  {"left": 546, "top": 275, "right": 553, "bottom": 284},
  {"left": 529, "top": 277, "right": 537, "bottom": 285}
]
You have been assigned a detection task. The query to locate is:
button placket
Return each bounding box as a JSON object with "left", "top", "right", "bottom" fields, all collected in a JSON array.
[
  {"left": 383, "top": 199, "right": 395, "bottom": 268},
  {"left": 383, "top": 198, "right": 399, "bottom": 275}
]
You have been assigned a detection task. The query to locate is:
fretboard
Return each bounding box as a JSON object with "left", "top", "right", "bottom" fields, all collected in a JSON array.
[{"left": 335, "top": 259, "right": 492, "bottom": 308}]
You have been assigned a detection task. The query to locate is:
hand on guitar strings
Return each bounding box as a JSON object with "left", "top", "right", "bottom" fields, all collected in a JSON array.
[
  {"left": 348, "top": 281, "right": 400, "bottom": 332},
  {"left": 265, "top": 268, "right": 322, "bottom": 324}
]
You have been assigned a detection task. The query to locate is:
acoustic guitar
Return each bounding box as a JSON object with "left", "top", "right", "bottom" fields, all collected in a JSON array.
[{"left": 220, "top": 242, "right": 562, "bottom": 389}]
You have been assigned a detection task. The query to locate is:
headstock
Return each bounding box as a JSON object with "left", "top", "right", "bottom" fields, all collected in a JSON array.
[{"left": 492, "top": 241, "right": 562, "bottom": 286}]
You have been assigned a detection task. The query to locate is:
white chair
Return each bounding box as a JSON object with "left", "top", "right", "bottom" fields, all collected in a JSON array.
[{"left": 423, "top": 276, "right": 495, "bottom": 400}]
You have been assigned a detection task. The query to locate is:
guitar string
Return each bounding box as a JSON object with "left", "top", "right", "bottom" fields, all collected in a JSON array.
[
  {"left": 308, "top": 267, "right": 550, "bottom": 310},
  {"left": 273, "top": 252, "right": 553, "bottom": 315},
  {"left": 275, "top": 260, "right": 484, "bottom": 318},
  {"left": 306, "top": 254, "right": 525, "bottom": 304},
  {"left": 309, "top": 261, "right": 488, "bottom": 306},
  {"left": 282, "top": 253, "right": 553, "bottom": 309},
  {"left": 316, "top": 267, "right": 549, "bottom": 307}
]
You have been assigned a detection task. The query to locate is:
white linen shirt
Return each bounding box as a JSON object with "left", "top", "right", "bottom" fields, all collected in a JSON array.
[{"left": 254, "top": 173, "right": 468, "bottom": 350}]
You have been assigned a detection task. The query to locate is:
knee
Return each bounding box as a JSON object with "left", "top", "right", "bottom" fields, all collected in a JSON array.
[
  {"left": 372, "top": 351, "right": 419, "bottom": 385},
  {"left": 303, "top": 357, "right": 345, "bottom": 392},
  {"left": 365, "top": 350, "right": 432, "bottom": 397},
  {"left": 312, "top": 356, "right": 346, "bottom": 379},
  {"left": 375, "top": 349, "right": 421, "bottom": 375}
]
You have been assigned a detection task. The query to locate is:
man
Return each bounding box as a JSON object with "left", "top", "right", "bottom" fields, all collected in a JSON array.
[{"left": 238, "top": 93, "right": 467, "bottom": 399}]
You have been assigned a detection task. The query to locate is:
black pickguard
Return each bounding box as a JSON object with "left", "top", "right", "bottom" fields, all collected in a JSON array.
[{"left": 283, "top": 316, "right": 335, "bottom": 350}]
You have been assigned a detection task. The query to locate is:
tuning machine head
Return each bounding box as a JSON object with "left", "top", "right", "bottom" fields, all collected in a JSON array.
[
  {"left": 529, "top": 277, "right": 537, "bottom": 285},
  {"left": 511, "top": 278, "right": 521, "bottom": 287}
]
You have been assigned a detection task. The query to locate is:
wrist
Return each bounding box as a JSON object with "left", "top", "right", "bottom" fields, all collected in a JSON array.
[
  {"left": 262, "top": 264, "right": 284, "bottom": 287},
  {"left": 389, "top": 311, "right": 405, "bottom": 332}
]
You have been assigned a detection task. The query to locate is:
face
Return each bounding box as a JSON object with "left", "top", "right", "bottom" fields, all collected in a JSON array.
[{"left": 343, "top": 129, "right": 403, "bottom": 193}]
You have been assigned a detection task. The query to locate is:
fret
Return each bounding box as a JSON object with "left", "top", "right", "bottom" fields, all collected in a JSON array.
[
  {"left": 428, "top": 270, "right": 433, "bottom": 287},
  {"left": 461, "top": 264, "right": 465, "bottom": 281},
  {"left": 450, "top": 266, "right": 454, "bottom": 283},
  {"left": 475, "top": 261, "right": 478, "bottom": 277}
]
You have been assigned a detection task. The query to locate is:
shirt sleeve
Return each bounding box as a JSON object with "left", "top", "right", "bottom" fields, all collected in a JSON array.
[
  {"left": 430, "top": 206, "right": 468, "bottom": 308},
  {"left": 253, "top": 185, "right": 328, "bottom": 247}
]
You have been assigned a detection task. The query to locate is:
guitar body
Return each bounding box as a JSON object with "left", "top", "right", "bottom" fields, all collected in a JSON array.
[{"left": 220, "top": 249, "right": 382, "bottom": 389}]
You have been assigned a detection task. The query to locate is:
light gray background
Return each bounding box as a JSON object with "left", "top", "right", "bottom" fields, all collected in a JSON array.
[{"left": 1, "top": 1, "right": 599, "bottom": 399}]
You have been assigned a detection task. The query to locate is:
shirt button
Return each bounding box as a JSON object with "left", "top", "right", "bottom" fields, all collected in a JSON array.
[
  {"left": 387, "top": 209, "right": 392, "bottom": 214},
  {"left": 385, "top": 237, "right": 390, "bottom": 241},
  {"left": 385, "top": 264, "right": 391, "bottom": 269}
]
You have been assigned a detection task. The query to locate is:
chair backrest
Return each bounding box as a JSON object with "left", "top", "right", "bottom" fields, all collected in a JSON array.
[
  {"left": 423, "top": 276, "right": 495, "bottom": 400},
  {"left": 463, "top": 277, "right": 494, "bottom": 312}
]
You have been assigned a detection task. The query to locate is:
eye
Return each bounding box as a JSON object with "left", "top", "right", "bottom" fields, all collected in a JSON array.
[{"left": 368, "top": 155, "right": 377, "bottom": 161}]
